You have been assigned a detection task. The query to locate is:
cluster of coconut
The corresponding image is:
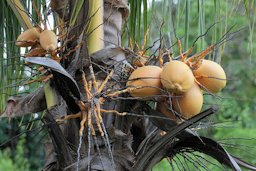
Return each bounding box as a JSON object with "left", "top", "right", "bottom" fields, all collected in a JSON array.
[
  {"left": 16, "top": 27, "right": 58, "bottom": 57},
  {"left": 126, "top": 59, "right": 226, "bottom": 121}
]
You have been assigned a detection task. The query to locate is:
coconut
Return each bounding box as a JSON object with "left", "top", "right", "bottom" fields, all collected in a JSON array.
[
  {"left": 161, "top": 60, "right": 194, "bottom": 94},
  {"left": 39, "top": 30, "right": 58, "bottom": 51},
  {"left": 126, "top": 65, "right": 162, "bottom": 98},
  {"left": 193, "top": 59, "right": 226, "bottom": 93},
  {"left": 156, "top": 102, "right": 181, "bottom": 122},
  {"left": 172, "top": 83, "right": 203, "bottom": 119},
  {"left": 16, "top": 27, "right": 40, "bottom": 47}
]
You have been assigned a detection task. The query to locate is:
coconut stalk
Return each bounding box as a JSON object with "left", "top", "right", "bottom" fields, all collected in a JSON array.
[
  {"left": 43, "top": 82, "right": 58, "bottom": 109},
  {"left": 87, "top": 0, "right": 104, "bottom": 54},
  {"left": 7, "top": 0, "right": 58, "bottom": 109}
]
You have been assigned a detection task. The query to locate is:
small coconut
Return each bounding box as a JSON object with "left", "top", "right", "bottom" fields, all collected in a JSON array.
[
  {"left": 127, "top": 65, "right": 162, "bottom": 98},
  {"left": 39, "top": 30, "right": 58, "bottom": 51},
  {"left": 172, "top": 83, "right": 203, "bottom": 119},
  {"left": 161, "top": 60, "right": 194, "bottom": 94},
  {"left": 193, "top": 59, "right": 226, "bottom": 93},
  {"left": 156, "top": 102, "right": 181, "bottom": 123},
  {"left": 16, "top": 27, "right": 40, "bottom": 47}
]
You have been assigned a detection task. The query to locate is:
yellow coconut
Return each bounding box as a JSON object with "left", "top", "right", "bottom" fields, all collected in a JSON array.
[
  {"left": 193, "top": 59, "right": 226, "bottom": 93},
  {"left": 39, "top": 30, "right": 58, "bottom": 51},
  {"left": 127, "top": 65, "right": 162, "bottom": 98},
  {"left": 172, "top": 83, "right": 203, "bottom": 119},
  {"left": 16, "top": 27, "right": 40, "bottom": 47},
  {"left": 161, "top": 60, "right": 194, "bottom": 94},
  {"left": 156, "top": 102, "right": 181, "bottom": 122}
]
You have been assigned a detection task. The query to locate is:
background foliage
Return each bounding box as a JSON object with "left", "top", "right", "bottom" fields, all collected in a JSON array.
[{"left": 0, "top": 0, "right": 255, "bottom": 170}]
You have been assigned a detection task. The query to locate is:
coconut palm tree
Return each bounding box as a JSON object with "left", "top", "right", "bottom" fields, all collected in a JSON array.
[{"left": 0, "top": 0, "right": 256, "bottom": 170}]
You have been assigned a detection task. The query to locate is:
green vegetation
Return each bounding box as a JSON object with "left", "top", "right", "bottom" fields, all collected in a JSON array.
[{"left": 0, "top": 136, "right": 30, "bottom": 171}]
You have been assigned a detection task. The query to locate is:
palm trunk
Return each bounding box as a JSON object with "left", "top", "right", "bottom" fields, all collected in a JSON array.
[{"left": 43, "top": 1, "right": 131, "bottom": 170}]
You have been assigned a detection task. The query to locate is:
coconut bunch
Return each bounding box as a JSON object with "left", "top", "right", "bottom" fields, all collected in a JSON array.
[
  {"left": 126, "top": 58, "right": 227, "bottom": 121},
  {"left": 16, "top": 27, "right": 58, "bottom": 58}
]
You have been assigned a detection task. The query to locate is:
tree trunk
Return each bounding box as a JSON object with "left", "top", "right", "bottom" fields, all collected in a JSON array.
[{"left": 43, "top": 1, "right": 133, "bottom": 170}]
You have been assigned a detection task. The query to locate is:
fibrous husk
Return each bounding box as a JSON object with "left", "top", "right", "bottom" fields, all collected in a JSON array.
[{"left": 104, "top": 0, "right": 129, "bottom": 20}]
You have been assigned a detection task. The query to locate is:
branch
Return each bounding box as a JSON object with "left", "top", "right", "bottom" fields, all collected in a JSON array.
[
  {"left": 132, "top": 107, "right": 218, "bottom": 171},
  {"left": 169, "top": 136, "right": 242, "bottom": 171},
  {"left": 1, "top": 87, "right": 46, "bottom": 118}
]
